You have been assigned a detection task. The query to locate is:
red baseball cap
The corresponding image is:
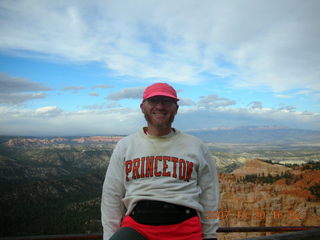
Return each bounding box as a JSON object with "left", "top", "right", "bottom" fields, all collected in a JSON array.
[{"left": 143, "top": 82, "right": 179, "bottom": 101}]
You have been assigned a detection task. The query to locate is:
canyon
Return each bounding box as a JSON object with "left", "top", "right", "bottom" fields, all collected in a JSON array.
[
  {"left": 0, "top": 135, "right": 319, "bottom": 239},
  {"left": 217, "top": 159, "right": 320, "bottom": 239}
]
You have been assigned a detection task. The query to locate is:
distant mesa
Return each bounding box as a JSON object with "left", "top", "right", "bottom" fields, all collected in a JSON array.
[
  {"left": 232, "top": 159, "right": 292, "bottom": 177},
  {"left": 3, "top": 126, "right": 320, "bottom": 147},
  {"left": 72, "top": 136, "right": 123, "bottom": 143},
  {"left": 5, "top": 136, "right": 123, "bottom": 147},
  {"left": 5, "top": 137, "right": 68, "bottom": 147}
]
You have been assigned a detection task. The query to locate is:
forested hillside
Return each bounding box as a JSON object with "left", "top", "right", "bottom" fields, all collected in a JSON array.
[
  {"left": 0, "top": 139, "right": 113, "bottom": 237},
  {"left": 1, "top": 136, "right": 319, "bottom": 238}
]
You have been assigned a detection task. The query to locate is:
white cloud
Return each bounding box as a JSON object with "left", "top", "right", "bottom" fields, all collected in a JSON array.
[
  {"left": 0, "top": 72, "right": 51, "bottom": 93},
  {"left": 0, "top": 92, "right": 47, "bottom": 105},
  {"left": 92, "top": 84, "right": 113, "bottom": 89},
  {"left": 89, "top": 92, "right": 99, "bottom": 97},
  {"left": 35, "top": 106, "right": 63, "bottom": 116},
  {"left": 0, "top": 103, "right": 319, "bottom": 136},
  {"left": 0, "top": 72, "right": 51, "bottom": 105},
  {"left": 107, "top": 87, "right": 145, "bottom": 100},
  {"left": 0, "top": 106, "right": 144, "bottom": 136},
  {"left": 62, "top": 86, "right": 85, "bottom": 91},
  {"left": 248, "top": 101, "right": 263, "bottom": 109},
  {"left": 179, "top": 98, "right": 195, "bottom": 107},
  {"left": 276, "top": 105, "right": 296, "bottom": 112},
  {"left": 1, "top": 0, "right": 319, "bottom": 92},
  {"left": 176, "top": 107, "right": 320, "bottom": 131},
  {"left": 274, "top": 94, "right": 291, "bottom": 99},
  {"left": 198, "top": 94, "right": 236, "bottom": 109}
]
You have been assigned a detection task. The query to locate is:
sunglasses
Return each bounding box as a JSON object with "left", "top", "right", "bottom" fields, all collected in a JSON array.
[{"left": 145, "top": 96, "right": 177, "bottom": 106}]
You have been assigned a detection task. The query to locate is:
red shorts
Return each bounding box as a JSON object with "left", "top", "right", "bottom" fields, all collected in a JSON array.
[{"left": 121, "top": 215, "right": 202, "bottom": 240}]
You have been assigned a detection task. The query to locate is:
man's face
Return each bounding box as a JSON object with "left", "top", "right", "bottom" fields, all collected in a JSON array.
[{"left": 140, "top": 96, "right": 179, "bottom": 130}]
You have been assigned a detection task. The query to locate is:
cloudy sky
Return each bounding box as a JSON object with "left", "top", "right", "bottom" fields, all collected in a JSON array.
[{"left": 0, "top": 0, "right": 319, "bottom": 136}]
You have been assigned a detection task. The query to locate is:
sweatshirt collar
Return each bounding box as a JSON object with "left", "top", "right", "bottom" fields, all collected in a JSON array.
[{"left": 142, "top": 127, "right": 176, "bottom": 138}]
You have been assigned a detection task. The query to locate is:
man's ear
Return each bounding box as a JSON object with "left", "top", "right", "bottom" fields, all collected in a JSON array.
[{"left": 140, "top": 103, "right": 144, "bottom": 113}]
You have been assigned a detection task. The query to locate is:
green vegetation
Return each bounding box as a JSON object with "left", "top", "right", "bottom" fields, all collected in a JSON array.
[
  {"left": 309, "top": 184, "right": 320, "bottom": 201},
  {"left": 1, "top": 137, "right": 320, "bottom": 237},
  {"left": 262, "top": 159, "right": 274, "bottom": 165},
  {"left": 238, "top": 172, "right": 294, "bottom": 184},
  {"left": 219, "top": 162, "right": 242, "bottom": 173},
  {"left": 302, "top": 161, "right": 320, "bottom": 170},
  {"left": 0, "top": 142, "right": 111, "bottom": 237},
  {"left": 0, "top": 173, "right": 104, "bottom": 236}
]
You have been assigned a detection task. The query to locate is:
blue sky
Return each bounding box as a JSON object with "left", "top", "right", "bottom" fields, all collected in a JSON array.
[{"left": 0, "top": 0, "right": 320, "bottom": 136}]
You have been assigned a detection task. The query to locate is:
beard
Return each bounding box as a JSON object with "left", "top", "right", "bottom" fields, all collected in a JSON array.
[{"left": 143, "top": 111, "right": 176, "bottom": 130}]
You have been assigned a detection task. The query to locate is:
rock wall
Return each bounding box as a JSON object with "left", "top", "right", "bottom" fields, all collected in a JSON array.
[{"left": 217, "top": 160, "right": 320, "bottom": 240}]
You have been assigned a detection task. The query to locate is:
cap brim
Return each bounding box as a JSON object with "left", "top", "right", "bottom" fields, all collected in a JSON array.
[{"left": 144, "top": 92, "right": 179, "bottom": 101}]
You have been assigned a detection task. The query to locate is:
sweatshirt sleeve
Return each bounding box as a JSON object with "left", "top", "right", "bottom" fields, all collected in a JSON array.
[
  {"left": 198, "top": 144, "right": 220, "bottom": 239},
  {"left": 101, "top": 142, "right": 126, "bottom": 240}
]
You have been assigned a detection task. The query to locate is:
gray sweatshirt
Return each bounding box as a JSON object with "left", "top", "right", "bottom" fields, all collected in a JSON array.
[{"left": 101, "top": 128, "right": 219, "bottom": 239}]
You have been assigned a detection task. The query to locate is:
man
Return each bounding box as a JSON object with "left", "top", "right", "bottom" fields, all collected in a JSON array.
[{"left": 101, "top": 82, "right": 219, "bottom": 240}]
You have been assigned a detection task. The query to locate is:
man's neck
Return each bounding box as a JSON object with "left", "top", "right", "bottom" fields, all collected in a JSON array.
[{"left": 145, "top": 126, "right": 172, "bottom": 136}]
